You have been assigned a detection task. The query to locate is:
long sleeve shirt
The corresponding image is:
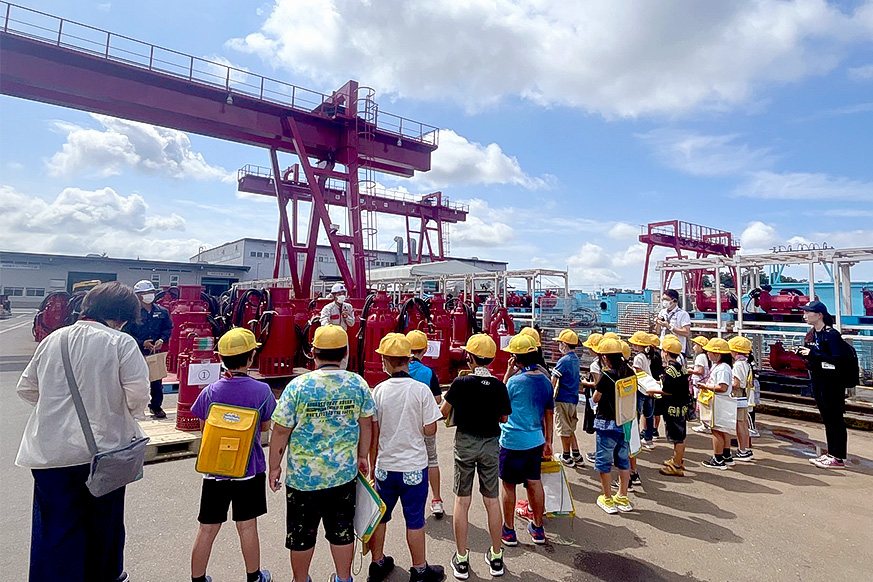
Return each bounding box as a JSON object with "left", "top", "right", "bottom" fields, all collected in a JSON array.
[
  {"left": 125, "top": 303, "right": 173, "bottom": 353},
  {"left": 16, "top": 320, "right": 150, "bottom": 469},
  {"left": 319, "top": 301, "right": 355, "bottom": 329}
]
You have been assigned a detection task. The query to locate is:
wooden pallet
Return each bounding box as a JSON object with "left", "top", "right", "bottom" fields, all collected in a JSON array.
[{"left": 141, "top": 411, "right": 271, "bottom": 464}]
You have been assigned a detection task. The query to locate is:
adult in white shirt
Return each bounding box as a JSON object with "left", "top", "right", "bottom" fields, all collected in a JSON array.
[
  {"left": 16, "top": 281, "right": 149, "bottom": 582},
  {"left": 655, "top": 289, "right": 692, "bottom": 354},
  {"left": 320, "top": 282, "right": 355, "bottom": 330}
]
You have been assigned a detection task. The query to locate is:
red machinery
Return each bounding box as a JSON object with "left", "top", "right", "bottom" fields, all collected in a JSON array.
[
  {"left": 166, "top": 286, "right": 213, "bottom": 374},
  {"left": 175, "top": 335, "right": 220, "bottom": 431},
  {"left": 537, "top": 290, "right": 558, "bottom": 309},
  {"left": 255, "top": 287, "right": 304, "bottom": 377},
  {"left": 424, "top": 293, "right": 452, "bottom": 384},
  {"left": 863, "top": 288, "right": 873, "bottom": 316},
  {"left": 749, "top": 286, "right": 810, "bottom": 315},
  {"left": 487, "top": 306, "right": 516, "bottom": 379},
  {"left": 694, "top": 289, "right": 738, "bottom": 313},
  {"left": 768, "top": 341, "right": 808, "bottom": 376},
  {"left": 359, "top": 291, "right": 398, "bottom": 386}
]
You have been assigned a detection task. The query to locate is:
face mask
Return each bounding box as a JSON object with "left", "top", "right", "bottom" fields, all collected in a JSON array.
[
  {"left": 335, "top": 294, "right": 347, "bottom": 304},
  {"left": 141, "top": 293, "right": 155, "bottom": 304},
  {"left": 661, "top": 299, "right": 672, "bottom": 309}
]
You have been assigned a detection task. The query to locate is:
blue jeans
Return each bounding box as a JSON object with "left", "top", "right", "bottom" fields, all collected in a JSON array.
[
  {"left": 638, "top": 393, "right": 655, "bottom": 441},
  {"left": 595, "top": 428, "right": 630, "bottom": 474},
  {"left": 149, "top": 378, "right": 164, "bottom": 410},
  {"left": 31, "top": 464, "right": 127, "bottom": 582}
]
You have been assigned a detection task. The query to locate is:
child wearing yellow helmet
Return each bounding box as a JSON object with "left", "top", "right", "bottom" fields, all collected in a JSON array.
[
  {"left": 591, "top": 339, "right": 636, "bottom": 514},
  {"left": 690, "top": 336, "right": 711, "bottom": 435},
  {"left": 629, "top": 331, "right": 656, "bottom": 455},
  {"left": 551, "top": 329, "right": 583, "bottom": 467},
  {"left": 728, "top": 336, "right": 755, "bottom": 462},
  {"left": 700, "top": 338, "right": 736, "bottom": 470},
  {"left": 579, "top": 333, "right": 604, "bottom": 466},
  {"left": 646, "top": 336, "right": 691, "bottom": 477}
]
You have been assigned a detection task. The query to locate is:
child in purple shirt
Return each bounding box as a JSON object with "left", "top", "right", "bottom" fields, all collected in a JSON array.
[{"left": 190, "top": 328, "right": 276, "bottom": 582}]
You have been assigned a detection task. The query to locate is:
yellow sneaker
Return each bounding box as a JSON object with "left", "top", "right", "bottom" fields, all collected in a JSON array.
[
  {"left": 659, "top": 461, "right": 685, "bottom": 477},
  {"left": 612, "top": 494, "right": 634, "bottom": 512},
  {"left": 596, "top": 494, "right": 618, "bottom": 514}
]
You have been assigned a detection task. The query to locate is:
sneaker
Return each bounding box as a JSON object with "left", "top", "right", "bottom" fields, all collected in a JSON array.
[
  {"left": 702, "top": 456, "right": 728, "bottom": 470},
  {"left": 809, "top": 453, "right": 829, "bottom": 464},
  {"left": 748, "top": 427, "right": 760, "bottom": 438},
  {"left": 659, "top": 461, "right": 684, "bottom": 477},
  {"left": 653, "top": 429, "right": 661, "bottom": 439},
  {"left": 150, "top": 406, "right": 167, "bottom": 419},
  {"left": 368, "top": 556, "right": 395, "bottom": 582},
  {"left": 116, "top": 574, "right": 130, "bottom": 582},
  {"left": 692, "top": 424, "right": 711, "bottom": 434},
  {"left": 734, "top": 449, "right": 754, "bottom": 462},
  {"left": 630, "top": 472, "right": 642, "bottom": 488},
  {"left": 596, "top": 494, "right": 618, "bottom": 514},
  {"left": 661, "top": 457, "right": 682, "bottom": 468},
  {"left": 431, "top": 499, "right": 445, "bottom": 519},
  {"left": 642, "top": 441, "right": 655, "bottom": 451},
  {"left": 514, "top": 499, "right": 533, "bottom": 521},
  {"left": 612, "top": 494, "right": 633, "bottom": 512},
  {"left": 812, "top": 455, "right": 846, "bottom": 469},
  {"left": 723, "top": 454, "right": 735, "bottom": 466},
  {"left": 450, "top": 552, "right": 470, "bottom": 580},
  {"left": 612, "top": 478, "right": 634, "bottom": 492},
  {"left": 486, "top": 547, "right": 505, "bottom": 577},
  {"left": 571, "top": 453, "right": 585, "bottom": 467},
  {"left": 258, "top": 570, "right": 271, "bottom": 582},
  {"left": 586, "top": 451, "right": 597, "bottom": 464},
  {"left": 527, "top": 522, "right": 546, "bottom": 545},
  {"left": 560, "top": 454, "right": 575, "bottom": 467},
  {"left": 501, "top": 524, "right": 518, "bottom": 547},
  {"left": 409, "top": 564, "right": 445, "bottom": 582}
]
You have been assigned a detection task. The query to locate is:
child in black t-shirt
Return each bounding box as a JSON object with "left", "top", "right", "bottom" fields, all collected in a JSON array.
[
  {"left": 649, "top": 336, "right": 691, "bottom": 477},
  {"left": 441, "top": 334, "right": 512, "bottom": 579}
]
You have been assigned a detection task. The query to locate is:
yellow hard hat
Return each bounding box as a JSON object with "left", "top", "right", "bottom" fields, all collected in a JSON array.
[
  {"left": 406, "top": 329, "right": 429, "bottom": 351},
  {"left": 704, "top": 338, "right": 731, "bottom": 354},
  {"left": 692, "top": 335, "right": 709, "bottom": 347},
  {"left": 312, "top": 324, "right": 349, "bottom": 349},
  {"left": 503, "top": 333, "right": 539, "bottom": 354},
  {"left": 376, "top": 332, "right": 412, "bottom": 357},
  {"left": 595, "top": 337, "right": 624, "bottom": 355},
  {"left": 552, "top": 329, "right": 579, "bottom": 346},
  {"left": 218, "top": 327, "right": 261, "bottom": 356},
  {"left": 728, "top": 336, "right": 752, "bottom": 354},
  {"left": 646, "top": 333, "right": 661, "bottom": 348},
  {"left": 661, "top": 335, "right": 683, "bottom": 355},
  {"left": 620, "top": 341, "right": 631, "bottom": 359},
  {"left": 602, "top": 332, "right": 620, "bottom": 340},
  {"left": 628, "top": 331, "right": 650, "bottom": 347},
  {"left": 582, "top": 333, "right": 603, "bottom": 349},
  {"left": 463, "top": 333, "right": 497, "bottom": 358},
  {"left": 518, "top": 327, "right": 542, "bottom": 347}
]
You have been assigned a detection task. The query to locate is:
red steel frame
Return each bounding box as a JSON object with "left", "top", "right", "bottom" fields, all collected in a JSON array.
[
  {"left": 0, "top": 2, "right": 444, "bottom": 297},
  {"left": 640, "top": 220, "right": 740, "bottom": 292}
]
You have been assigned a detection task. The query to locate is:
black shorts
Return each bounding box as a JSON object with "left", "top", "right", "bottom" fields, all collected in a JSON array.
[
  {"left": 499, "top": 445, "right": 544, "bottom": 485},
  {"left": 285, "top": 479, "right": 356, "bottom": 551},
  {"left": 198, "top": 472, "right": 267, "bottom": 524},
  {"left": 663, "top": 414, "right": 687, "bottom": 444}
]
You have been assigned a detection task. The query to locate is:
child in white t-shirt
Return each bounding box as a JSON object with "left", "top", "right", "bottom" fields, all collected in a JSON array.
[
  {"left": 728, "top": 336, "right": 754, "bottom": 462},
  {"left": 690, "top": 336, "right": 711, "bottom": 435},
  {"left": 699, "top": 339, "right": 736, "bottom": 470}
]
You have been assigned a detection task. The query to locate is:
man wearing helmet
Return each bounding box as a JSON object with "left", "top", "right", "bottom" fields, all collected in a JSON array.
[
  {"left": 126, "top": 280, "right": 172, "bottom": 419},
  {"left": 320, "top": 283, "right": 355, "bottom": 331}
]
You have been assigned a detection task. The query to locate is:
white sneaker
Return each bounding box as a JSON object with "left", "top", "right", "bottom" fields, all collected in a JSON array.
[
  {"left": 431, "top": 499, "right": 445, "bottom": 518},
  {"left": 809, "top": 453, "right": 829, "bottom": 464},
  {"left": 692, "top": 424, "right": 711, "bottom": 434}
]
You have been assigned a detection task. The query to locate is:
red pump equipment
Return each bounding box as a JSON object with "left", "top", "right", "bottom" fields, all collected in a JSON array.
[
  {"left": 488, "top": 306, "right": 515, "bottom": 379},
  {"left": 256, "top": 287, "right": 301, "bottom": 377},
  {"left": 175, "top": 335, "right": 220, "bottom": 431},
  {"left": 694, "top": 289, "right": 738, "bottom": 312},
  {"left": 359, "top": 291, "right": 398, "bottom": 387},
  {"left": 424, "top": 293, "right": 452, "bottom": 384},
  {"left": 768, "top": 341, "right": 808, "bottom": 376},
  {"left": 750, "top": 286, "right": 810, "bottom": 315},
  {"left": 166, "top": 285, "right": 213, "bottom": 374}
]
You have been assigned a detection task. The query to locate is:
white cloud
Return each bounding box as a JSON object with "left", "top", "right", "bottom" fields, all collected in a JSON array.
[
  {"left": 450, "top": 198, "right": 515, "bottom": 248},
  {"left": 735, "top": 171, "right": 873, "bottom": 201},
  {"left": 408, "top": 130, "right": 549, "bottom": 190},
  {"left": 229, "top": 0, "right": 873, "bottom": 117},
  {"left": 822, "top": 208, "right": 873, "bottom": 218},
  {"left": 741, "top": 221, "right": 780, "bottom": 252},
  {"left": 608, "top": 222, "right": 640, "bottom": 241},
  {"left": 638, "top": 129, "right": 776, "bottom": 177},
  {"left": 848, "top": 64, "right": 873, "bottom": 81},
  {"left": 612, "top": 243, "right": 648, "bottom": 268},
  {"left": 0, "top": 185, "right": 204, "bottom": 260},
  {"left": 47, "top": 114, "right": 232, "bottom": 182}
]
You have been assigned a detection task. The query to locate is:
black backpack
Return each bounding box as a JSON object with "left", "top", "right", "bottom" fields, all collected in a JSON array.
[{"left": 836, "top": 335, "right": 861, "bottom": 389}]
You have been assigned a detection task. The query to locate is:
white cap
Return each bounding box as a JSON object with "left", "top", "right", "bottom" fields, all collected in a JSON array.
[
  {"left": 133, "top": 280, "right": 156, "bottom": 293},
  {"left": 331, "top": 283, "right": 347, "bottom": 294}
]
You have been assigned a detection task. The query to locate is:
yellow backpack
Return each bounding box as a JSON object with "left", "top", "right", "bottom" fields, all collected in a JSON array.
[{"left": 196, "top": 402, "right": 260, "bottom": 478}]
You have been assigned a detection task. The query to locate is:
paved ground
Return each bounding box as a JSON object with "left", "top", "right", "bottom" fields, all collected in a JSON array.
[{"left": 2, "top": 313, "right": 873, "bottom": 582}]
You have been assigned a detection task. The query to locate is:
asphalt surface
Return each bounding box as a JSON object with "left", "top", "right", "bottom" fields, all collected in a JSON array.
[{"left": 2, "top": 312, "right": 873, "bottom": 582}]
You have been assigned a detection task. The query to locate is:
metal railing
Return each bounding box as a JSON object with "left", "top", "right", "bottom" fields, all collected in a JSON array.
[
  {"left": 237, "top": 165, "right": 469, "bottom": 213},
  {"left": 0, "top": 1, "right": 439, "bottom": 146}
]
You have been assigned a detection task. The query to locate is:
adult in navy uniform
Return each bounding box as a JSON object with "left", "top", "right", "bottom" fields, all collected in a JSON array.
[{"left": 126, "top": 280, "right": 173, "bottom": 418}]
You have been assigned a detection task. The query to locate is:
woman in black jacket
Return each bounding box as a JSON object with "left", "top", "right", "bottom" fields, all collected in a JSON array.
[{"left": 797, "top": 300, "right": 847, "bottom": 468}]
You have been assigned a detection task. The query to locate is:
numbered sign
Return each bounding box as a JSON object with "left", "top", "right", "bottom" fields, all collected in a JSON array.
[
  {"left": 425, "top": 340, "right": 441, "bottom": 358},
  {"left": 188, "top": 363, "right": 222, "bottom": 386}
]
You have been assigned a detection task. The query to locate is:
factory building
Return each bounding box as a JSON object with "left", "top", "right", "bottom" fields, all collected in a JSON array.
[
  {"left": 190, "top": 238, "right": 507, "bottom": 281},
  {"left": 0, "top": 250, "right": 250, "bottom": 309}
]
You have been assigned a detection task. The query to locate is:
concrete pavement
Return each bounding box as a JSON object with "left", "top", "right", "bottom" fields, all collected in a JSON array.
[{"left": 2, "top": 315, "right": 872, "bottom": 581}]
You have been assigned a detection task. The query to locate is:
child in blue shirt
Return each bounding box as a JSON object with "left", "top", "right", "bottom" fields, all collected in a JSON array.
[{"left": 551, "top": 329, "right": 582, "bottom": 467}]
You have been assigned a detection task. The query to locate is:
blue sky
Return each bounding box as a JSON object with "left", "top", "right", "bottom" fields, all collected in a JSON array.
[{"left": 2, "top": 0, "right": 872, "bottom": 288}]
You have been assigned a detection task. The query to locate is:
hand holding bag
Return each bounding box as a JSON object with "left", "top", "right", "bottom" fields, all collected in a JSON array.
[
  {"left": 145, "top": 350, "right": 168, "bottom": 382},
  {"left": 61, "top": 332, "right": 150, "bottom": 497}
]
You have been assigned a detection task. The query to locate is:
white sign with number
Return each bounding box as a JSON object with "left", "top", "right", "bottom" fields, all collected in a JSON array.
[
  {"left": 188, "top": 363, "right": 222, "bottom": 386},
  {"left": 500, "top": 335, "right": 512, "bottom": 349},
  {"left": 425, "top": 340, "right": 441, "bottom": 358}
]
